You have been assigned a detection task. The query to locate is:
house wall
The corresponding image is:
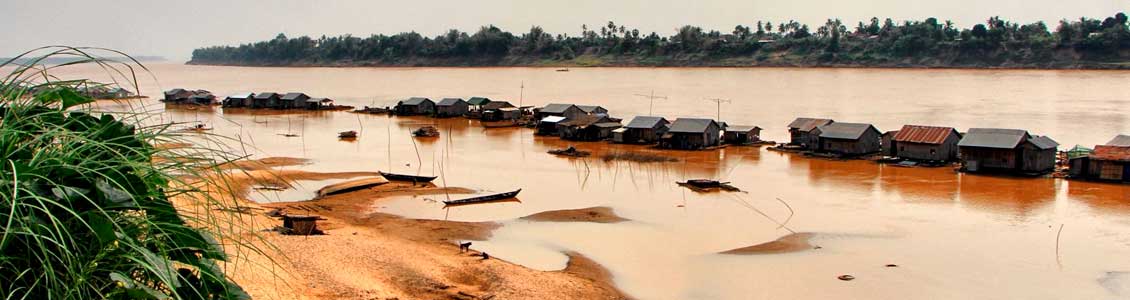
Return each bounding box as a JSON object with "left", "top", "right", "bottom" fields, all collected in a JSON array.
[
  {"left": 790, "top": 129, "right": 821, "bottom": 150},
  {"left": 897, "top": 134, "right": 959, "bottom": 161},
  {"left": 1020, "top": 144, "right": 1057, "bottom": 173},
  {"left": 960, "top": 147, "right": 1018, "bottom": 171},
  {"left": 436, "top": 102, "right": 469, "bottom": 117},
  {"left": 820, "top": 130, "right": 880, "bottom": 155},
  {"left": 1085, "top": 160, "right": 1129, "bottom": 181},
  {"left": 662, "top": 132, "right": 707, "bottom": 149}
]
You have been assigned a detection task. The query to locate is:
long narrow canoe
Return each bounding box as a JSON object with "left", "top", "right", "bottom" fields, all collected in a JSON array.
[
  {"left": 379, "top": 171, "right": 438, "bottom": 183},
  {"left": 443, "top": 189, "right": 522, "bottom": 206},
  {"left": 316, "top": 177, "right": 388, "bottom": 197}
]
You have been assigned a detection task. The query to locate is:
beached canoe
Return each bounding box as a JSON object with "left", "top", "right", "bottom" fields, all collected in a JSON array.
[
  {"left": 316, "top": 177, "right": 388, "bottom": 197},
  {"left": 677, "top": 180, "right": 741, "bottom": 192},
  {"left": 443, "top": 189, "right": 522, "bottom": 206},
  {"left": 379, "top": 171, "right": 438, "bottom": 183}
]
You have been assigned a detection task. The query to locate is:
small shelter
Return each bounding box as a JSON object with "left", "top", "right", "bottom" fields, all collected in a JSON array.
[
  {"left": 787, "top": 118, "right": 834, "bottom": 150},
  {"left": 881, "top": 130, "right": 900, "bottom": 156},
  {"left": 957, "top": 128, "right": 1058, "bottom": 174},
  {"left": 890, "top": 125, "right": 962, "bottom": 161},
  {"left": 481, "top": 101, "right": 518, "bottom": 121},
  {"left": 535, "top": 103, "right": 584, "bottom": 120},
  {"left": 723, "top": 125, "right": 763, "bottom": 145},
  {"left": 188, "top": 93, "right": 216, "bottom": 105},
  {"left": 279, "top": 92, "right": 310, "bottom": 109},
  {"left": 223, "top": 92, "right": 255, "bottom": 108},
  {"left": 1070, "top": 144, "right": 1130, "bottom": 181},
  {"left": 659, "top": 118, "right": 722, "bottom": 150},
  {"left": 618, "top": 116, "right": 669, "bottom": 144},
  {"left": 537, "top": 116, "right": 567, "bottom": 135},
  {"left": 395, "top": 97, "right": 435, "bottom": 115},
  {"left": 162, "top": 88, "right": 193, "bottom": 103},
  {"left": 305, "top": 98, "right": 334, "bottom": 110},
  {"left": 435, "top": 98, "right": 469, "bottom": 117},
  {"left": 281, "top": 215, "right": 323, "bottom": 235},
  {"left": 817, "top": 122, "right": 882, "bottom": 156},
  {"left": 557, "top": 115, "right": 618, "bottom": 141},
  {"left": 252, "top": 92, "right": 281, "bottom": 108},
  {"left": 467, "top": 97, "right": 492, "bottom": 109}
]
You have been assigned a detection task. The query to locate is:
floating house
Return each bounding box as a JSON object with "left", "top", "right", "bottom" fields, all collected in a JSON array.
[
  {"left": 957, "top": 128, "right": 1058, "bottom": 174},
  {"left": 787, "top": 118, "right": 834, "bottom": 150},
  {"left": 482, "top": 101, "right": 518, "bottom": 121},
  {"left": 188, "top": 93, "right": 217, "bottom": 105},
  {"left": 881, "top": 130, "right": 900, "bottom": 156},
  {"left": 252, "top": 92, "right": 280, "bottom": 108},
  {"left": 278, "top": 93, "right": 310, "bottom": 109},
  {"left": 536, "top": 103, "right": 585, "bottom": 120},
  {"left": 615, "top": 116, "right": 669, "bottom": 144},
  {"left": 723, "top": 125, "right": 762, "bottom": 145},
  {"left": 162, "top": 88, "right": 193, "bottom": 103},
  {"left": 435, "top": 98, "right": 469, "bottom": 117},
  {"left": 305, "top": 98, "right": 334, "bottom": 110},
  {"left": 817, "top": 122, "right": 882, "bottom": 156},
  {"left": 577, "top": 105, "right": 608, "bottom": 116},
  {"left": 467, "top": 97, "right": 492, "bottom": 109},
  {"left": 537, "top": 116, "right": 567, "bottom": 135},
  {"left": 1069, "top": 142, "right": 1130, "bottom": 181},
  {"left": 395, "top": 97, "right": 435, "bottom": 115},
  {"left": 659, "top": 118, "right": 722, "bottom": 150},
  {"left": 890, "top": 125, "right": 962, "bottom": 161},
  {"left": 558, "top": 115, "right": 618, "bottom": 141},
  {"left": 222, "top": 92, "right": 255, "bottom": 108}
]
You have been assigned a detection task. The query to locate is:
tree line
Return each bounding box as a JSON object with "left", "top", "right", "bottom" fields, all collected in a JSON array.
[{"left": 190, "top": 12, "right": 1130, "bottom": 68}]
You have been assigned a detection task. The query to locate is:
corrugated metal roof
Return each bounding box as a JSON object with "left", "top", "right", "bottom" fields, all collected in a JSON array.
[
  {"left": 540, "top": 103, "right": 576, "bottom": 114},
  {"left": 482, "top": 101, "right": 515, "bottom": 110},
  {"left": 467, "top": 97, "right": 491, "bottom": 105},
  {"left": 281, "top": 92, "right": 308, "bottom": 100},
  {"left": 560, "top": 115, "right": 611, "bottom": 127},
  {"left": 1091, "top": 145, "right": 1130, "bottom": 162},
  {"left": 593, "top": 122, "right": 623, "bottom": 128},
  {"left": 787, "top": 118, "right": 833, "bottom": 132},
  {"left": 400, "top": 97, "right": 432, "bottom": 105},
  {"left": 625, "top": 116, "right": 668, "bottom": 129},
  {"left": 225, "top": 92, "right": 255, "bottom": 99},
  {"left": 893, "top": 125, "right": 957, "bottom": 144},
  {"left": 818, "top": 122, "right": 878, "bottom": 140},
  {"left": 539, "top": 116, "right": 566, "bottom": 123},
  {"left": 164, "top": 88, "right": 187, "bottom": 95},
  {"left": 726, "top": 125, "right": 761, "bottom": 132},
  {"left": 577, "top": 105, "right": 605, "bottom": 113},
  {"left": 957, "top": 128, "right": 1029, "bottom": 149},
  {"left": 668, "top": 118, "right": 719, "bottom": 133},
  {"left": 1106, "top": 135, "right": 1130, "bottom": 146},
  {"left": 1028, "top": 135, "right": 1059, "bottom": 150},
  {"left": 436, "top": 98, "right": 465, "bottom": 106},
  {"left": 254, "top": 92, "right": 279, "bottom": 99}
]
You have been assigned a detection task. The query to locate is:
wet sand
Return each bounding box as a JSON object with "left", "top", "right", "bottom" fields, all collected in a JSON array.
[
  {"left": 203, "top": 160, "right": 629, "bottom": 300},
  {"left": 719, "top": 232, "right": 816, "bottom": 255},
  {"left": 521, "top": 207, "right": 629, "bottom": 223}
]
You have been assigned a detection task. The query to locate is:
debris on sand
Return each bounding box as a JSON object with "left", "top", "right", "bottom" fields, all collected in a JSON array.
[{"left": 601, "top": 151, "right": 678, "bottom": 163}]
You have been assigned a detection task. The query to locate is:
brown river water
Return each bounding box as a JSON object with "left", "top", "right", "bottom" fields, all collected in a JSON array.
[{"left": 61, "top": 63, "right": 1130, "bottom": 299}]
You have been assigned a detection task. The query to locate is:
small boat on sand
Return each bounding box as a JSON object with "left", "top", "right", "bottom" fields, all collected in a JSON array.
[
  {"left": 548, "top": 146, "right": 590, "bottom": 157},
  {"left": 677, "top": 179, "right": 741, "bottom": 192},
  {"left": 379, "top": 171, "right": 438, "bottom": 183},
  {"left": 316, "top": 177, "right": 387, "bottom": 197},
  {"left": 556, "top": 68, "right": 570, "bottom": 72},
  {"left": 412, "top": 126, "right": 440, "bottom": 137},
  {"left": 444, "top": 189, "right": 522, "bottom": 206},
  {"left": 338, "top": 130, "right": 358, "bottom": 139}
]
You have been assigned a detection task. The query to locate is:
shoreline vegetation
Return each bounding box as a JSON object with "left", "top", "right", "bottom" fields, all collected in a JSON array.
[{"left": 190, "top": 13, "right": 1130, "bottom": 69}]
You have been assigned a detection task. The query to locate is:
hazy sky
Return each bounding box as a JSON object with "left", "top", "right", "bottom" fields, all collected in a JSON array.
[{"left": 1, "top": 0, "right": 1126, "bottom": 60}]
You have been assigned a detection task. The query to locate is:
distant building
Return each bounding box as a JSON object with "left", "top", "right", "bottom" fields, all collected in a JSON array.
[
  {"left": 957, "top": 128, "right": 1058, "bottom": 174},
  {"left": 535, "top": 103, "right": 585, "bottom": 120},
  {"left": 558, "top": 115, "right": 618, "bottom": 141},
  {"left": 576, "top": 105, "right": 608, "bottom": 116},
  {"left": 163, "top": 88, "right": 193, "bottom": 103},
  {"left": 817, "top": 122, "right": 882, "bottom": 156},
  {"left": 481, "top": 101, "right": 517, "bottom": 121},
  {"left": 223, "top": 92, "right": 255, "bottom": 108},
  {"left": 723, "top": 125, "right": 762, "bottom": 145},
  {"left": 616, "top": 116, "right": 669, "bottom": 144},
  {"left": 395, "top": 97, "right": 435, "bottom": 115},
  {"left": 881, "top": 130, "right": 900, "bottom": 157},
  {"left": 1069, "top": 144, "right": 1130, "bottom": 182},
  {"left": 435, "top": 98, "right": 469, "bottom": 117},
  {"left": 279, "top": 93, "right": 310, "bottom": 109},
  {"left": 252, "top": 92, "right": 281, "bottom": 108},
  {"left": 305, "top": 98, "right": 334, "bottom": 110},
  {"left": 537, "top": 116, "right": 567, "bottom": 135},
  {"left": 787, "top": 118, "right": 834, "bottom": 150},
  {"left": 467, "top": 97, "right": 492, "bottom": 109},
  {"left": 188, "top": 93, "right": 217, "bottom": 105},
  {"left": 890, "top": 125, "right": 962, "bottom": 161},
  {"left": 659, "top": 118, "right": 722, "bottom": 150}
]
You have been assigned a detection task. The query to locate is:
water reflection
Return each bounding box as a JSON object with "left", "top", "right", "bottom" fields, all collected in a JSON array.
[{"left": 957, "top": 174, "right": 1057, "bottom": 215}]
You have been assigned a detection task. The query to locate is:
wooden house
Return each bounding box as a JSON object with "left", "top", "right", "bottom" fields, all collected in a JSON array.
[
  {"left": 188, "top": 93, "right": 216, "bottom": 105},
  {"left": 481, "top": 101, "right": 517, "bottom": 121},
  {"left": 305, "top": 98, "right": 333, "bottom": 110},
  {"left": 395, "top": 97, "right": 435, "bottom": 115},
  {"left": 957, "top": 128, "right": 1058, "bottom": 174},
  {"left": 890, "top": 125, "right": 961, "bottom": 161},
  {"left": 435, "top": 98, "right": 469, "bottom": 117},
  {"left": 535, "top": 103, "right": 584, "bottom": 120},
  {"left": 467, "top": 97, "right": 492, "bottom": 110},
  {"left": 617, "top": 116, "right": 669, "bottom": 144},
  {"left": 787, "top": 118, "right": 833, "bottom": 150},
  {"left": 537, "top": 116, "right": 567, "bottom": 135},
  {"left": 817, "top": 122, "right": 882, "bottom": 156},
  {"left": 723, "top": 125, "right": 762, "bottom": 145},
  {"left": 279, "top": 92, "right": 310, "bottom": 109},
  {"left": 577, "top": 105, "right": 608, "bottom": 116},
  {"left": 252, "top": 92, "right": 280, "bottom": 108},
  {"left": 222, "top": 92, "right": 255, "bottom": 108},
  {"left": 881, "top": 130, "right": 900, "bottom": 156},
  {"left": 1069, "top": 143, "right": 1130, "bottom": 182},
  {"left": 162, "top": 88, "right": 193, "bottom": 103},
  {"left": 557, "top": 115, "right": 618, "bottom": 141},
  {"left": 659, "top": 118, "right": 722, "bottom": 150}
]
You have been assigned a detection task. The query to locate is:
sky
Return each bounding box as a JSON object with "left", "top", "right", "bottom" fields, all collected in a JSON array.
[{"left": 1, "top": 0, "right": 1127, "bottom": 60}]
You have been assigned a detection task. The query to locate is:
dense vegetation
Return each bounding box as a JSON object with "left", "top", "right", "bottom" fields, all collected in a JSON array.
[
  {"left": 1, "top": 48, "right": 252, "bottom": 299},
  {"left": 190, "top": 12, "right": 1130, "bottom": 68}
]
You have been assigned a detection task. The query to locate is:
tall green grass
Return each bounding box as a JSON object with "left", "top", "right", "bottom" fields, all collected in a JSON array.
[{"left": 0, "top": 47, "right": 264, "bottom": 299}]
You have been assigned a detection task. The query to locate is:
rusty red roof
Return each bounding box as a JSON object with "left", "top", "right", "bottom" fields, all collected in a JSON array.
[
  {"left": 893, "top": 125, "right": 958, "bottom": 145},
  {"left": 1091, "top": 145, "right": 1130, "bottom": 162}
]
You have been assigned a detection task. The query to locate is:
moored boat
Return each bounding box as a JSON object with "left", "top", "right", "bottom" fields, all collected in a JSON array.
[
  {"left": 338, "top": 130, "right": 358, "bottom": 139},
  {"left": 443, "top": 189, "right": 522, "bottom": 206},
  {"left": 379, "top": 171, "right": 438, "bottom": 183}
]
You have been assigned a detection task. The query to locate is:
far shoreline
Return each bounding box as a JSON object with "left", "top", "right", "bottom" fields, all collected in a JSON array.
[{"left": 184, "top": 60, "right": 1130, "bottom": 71}]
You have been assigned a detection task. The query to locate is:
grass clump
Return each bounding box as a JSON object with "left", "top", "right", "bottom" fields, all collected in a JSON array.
[
  {"left": 0, "top": 47, "right": 257, "bottom": 299},
  {"left": 601, "top": 151, "right": 678, "bottom": 163}
]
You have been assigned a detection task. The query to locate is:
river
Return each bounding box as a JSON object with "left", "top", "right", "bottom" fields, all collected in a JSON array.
[{"left": 65, "top": 62, "right": 1130, "bottom": 299}]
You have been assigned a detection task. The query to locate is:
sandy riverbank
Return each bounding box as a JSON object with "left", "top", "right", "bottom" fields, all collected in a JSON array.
[
  {"left": 191, "top": 157, "right": 630, "bottom": 299},
  {"left": 520, "top": 206, "right": 628, "bottom": 223},
  {"left": 719, "top": 232, "right": 817, "bottom": 255}
]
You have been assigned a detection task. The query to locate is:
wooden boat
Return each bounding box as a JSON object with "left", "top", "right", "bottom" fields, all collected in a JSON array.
[
  {"left": 412, "top": 126, "right": 440, "bottom": 137},
  {"left": 379, "top": 171, "right": 437, "bottom": 183},
  {"left": 677, "top": 179, "right": 741, "bottom": 192},
  {"left": 444, "top": 189, "right": 522, "bottom": 206},
  {"left": 338, "top": 130, "right": 358, "bottom": 139},
  {"left": 556, "top": 68, "right": 570, "bottom": 72},
  {"left": 548, "top": 146, "right": 590, "bottom": 157},
  {"left": 316, "top": 177, "right": 387, "bottom": 197}
]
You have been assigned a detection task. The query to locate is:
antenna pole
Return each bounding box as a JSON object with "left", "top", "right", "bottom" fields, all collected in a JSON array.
[
  {"left": 634, "top": 90, "right": 668, "bottom": 115},
  {"left": 704, "top": 98, "right": 731, "bottom": 121},
  {"left": 519, "top": 81, "right": 524, "bottom": 108}
]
